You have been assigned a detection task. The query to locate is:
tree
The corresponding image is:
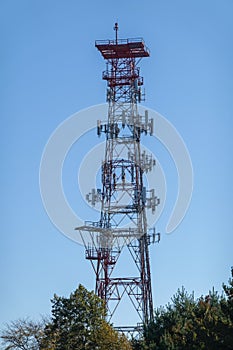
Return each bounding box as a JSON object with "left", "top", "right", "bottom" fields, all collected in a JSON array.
[
  {"left": 139, "top": 270, "right": 233, "bottom": 350},
  {"left": 0, "top": 285, "right": 131, "bottom": 350},
  {"left": 40, "top": 284, "right": 131, "bottom": 350},
  {"left": 0, "top": 318, "right": 44, "bottom": 350},
  {"left": 4, "top": 272, "right": 233, "bottom": 350}
]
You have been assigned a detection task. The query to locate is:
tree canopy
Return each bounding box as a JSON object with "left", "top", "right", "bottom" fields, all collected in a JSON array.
[
  {"left": 1, "top": 285, "right": 131, "bottom": 350},
  {"left": 133, "top": 267, "right": 233, "bottom": 350},
  {"left": 40, "top": 284, "right": 131, "bottom": 350},
  {"left": 0, "top": 318, "right": 44, "bottom": 350},
  {"left": 1, "top": 269, "right": 233, "bottom": 350}
]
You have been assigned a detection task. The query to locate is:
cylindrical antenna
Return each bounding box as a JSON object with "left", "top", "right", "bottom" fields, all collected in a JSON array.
[{"left": 114, "top": 22, "right": 118, "bottom": 44}]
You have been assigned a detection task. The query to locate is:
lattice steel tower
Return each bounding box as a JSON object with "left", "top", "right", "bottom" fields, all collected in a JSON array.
[{"left": 76, "top": 23, "right": 160, "bottom": 334}]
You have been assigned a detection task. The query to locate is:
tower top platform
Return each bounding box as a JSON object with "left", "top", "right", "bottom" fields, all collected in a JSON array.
[{"left": 95, "top": 38, "right": 150, "bottom": 59}]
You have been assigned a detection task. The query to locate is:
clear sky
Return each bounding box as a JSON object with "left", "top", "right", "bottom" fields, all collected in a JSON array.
[{"left": 1, "top": 0, "right": 233, "bottom": 331}]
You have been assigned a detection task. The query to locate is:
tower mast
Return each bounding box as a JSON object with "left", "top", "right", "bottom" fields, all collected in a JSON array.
[{"left": 76, "top": 24, "right": 160, "bottom": 335}]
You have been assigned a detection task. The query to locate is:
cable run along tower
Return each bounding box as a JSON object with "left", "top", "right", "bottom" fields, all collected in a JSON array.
[{"left": 76, "top": 24, "right": 160, "bottom": 335}]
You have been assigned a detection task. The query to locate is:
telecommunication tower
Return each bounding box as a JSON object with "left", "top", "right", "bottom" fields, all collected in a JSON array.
[{"left": 76, "top": 23, "right": 160, "bottom": 335}]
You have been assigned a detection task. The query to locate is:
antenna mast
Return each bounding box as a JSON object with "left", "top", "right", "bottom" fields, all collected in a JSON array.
[
  {"left": 76, "top": 24, "right": 160, "bottom": 337},
  {"left": 114, "top": 22, "right": 118, "bottom": 43}
]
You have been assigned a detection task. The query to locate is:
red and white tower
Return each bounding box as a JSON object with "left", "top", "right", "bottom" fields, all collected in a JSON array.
[{"left": 76, "top": 24, "right": 160, "bottom": 336}]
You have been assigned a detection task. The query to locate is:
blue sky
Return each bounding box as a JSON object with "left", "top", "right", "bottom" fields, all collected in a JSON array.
[{"left": 1, "top": 0, "right": 233, "bottom": 330}]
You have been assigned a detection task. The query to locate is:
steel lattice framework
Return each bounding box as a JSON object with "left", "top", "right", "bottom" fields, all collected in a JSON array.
[{"left": 76, "top": 24, "right": 160, "bottom": 335}]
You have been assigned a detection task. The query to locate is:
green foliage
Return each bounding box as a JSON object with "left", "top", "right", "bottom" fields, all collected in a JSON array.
[
  {"left": 222, "top": 267, "right": 233, "bottom": 322},
  {"left": 139, "top": 269, "right": 233, "bottom": 350},
  {"left": 40, "top": 284, "right": 131, "bottom": 350},
  {"left": 2, "top": 271, "right": 233, "bottom": 350}
]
